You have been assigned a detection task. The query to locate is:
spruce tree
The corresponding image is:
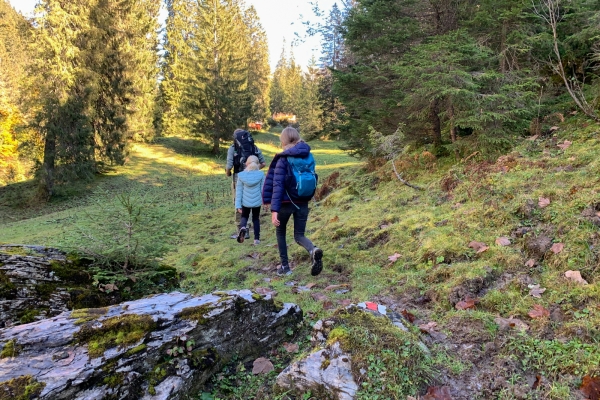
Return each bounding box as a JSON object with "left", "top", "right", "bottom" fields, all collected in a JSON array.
[
  {"left": 125, "top": 0, "right": 161, "bottom": 141},
  {"left": 319, "top": 2, "right": 347, "bottom": 69},
  {"left": 160, "top": 0, "right": 196, "bottom": 137},
  {"left": 297, "top": 57, "right": 324, "bottom": 139},
  {"left": 269, "top": 44, "right": 288, "bottom": 115},
  {"left": 32, "top": 0, "right": 158, "bottom": 195},
  {"left": 269, "top": 44, "right": 302, "bottom": 117},
  {"left": 243, "top": 6, "right": 270, "bottom": 123},
  {"left": 184, "top": 0, "right": 250, "bottom": 153},
  {"left": 32, "top": 0, "right": 96, "bottom": 196}
]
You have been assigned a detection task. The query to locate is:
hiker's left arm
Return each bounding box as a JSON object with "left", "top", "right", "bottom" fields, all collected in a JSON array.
[{"left": 257, "top": 149, "right": 266, "bottom": 169}]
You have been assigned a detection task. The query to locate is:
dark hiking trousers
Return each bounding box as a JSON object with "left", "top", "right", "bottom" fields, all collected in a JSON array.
[
  {"left": 241, "top": 206, "right": 261, "bottom": 240},
  {"left": 275, "top": 202, "right": 315, "bottom": 267}
]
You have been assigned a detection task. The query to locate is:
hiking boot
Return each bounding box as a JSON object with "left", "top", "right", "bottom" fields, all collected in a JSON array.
[
  {"left": 253, "top": 239, "right": 260, "bottom": 245},
  {"left": 311, "top": 248, "right": 323, "bottom": 276},
  {"left": 237, "top": 227, "right": 247, "bottom": 243},
  {"left": 276, "top": 265, "right": 292, "bottom": 276},
  {"left": 245, "top": 230, "right": 250, "bottom": 240}
]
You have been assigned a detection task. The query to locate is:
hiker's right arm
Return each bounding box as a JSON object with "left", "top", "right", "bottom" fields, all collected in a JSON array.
[{"left": 225, "top": 146, "right": 234, "bottom": 175}]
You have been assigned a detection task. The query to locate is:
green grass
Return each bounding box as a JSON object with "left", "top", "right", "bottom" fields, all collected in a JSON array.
[{"left": 2, "top": 122, "right": 600, "bottom": 398}]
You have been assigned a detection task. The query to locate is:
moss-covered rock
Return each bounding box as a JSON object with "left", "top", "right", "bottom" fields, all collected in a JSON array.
[
  {"left": 75, "top": 314, "right": 155, "bottom": 358},
  {"left": 0, "top": 376, "right": 45, "bottom": 400},
  {"left": 0, "top": 340, "right": 21, "bottom": 359},
  {"left": 0, "top": 290, "right": 302, "bottom": 400},
  {"left": 0, "top": 246, "right": 179, "bottom": 328}
]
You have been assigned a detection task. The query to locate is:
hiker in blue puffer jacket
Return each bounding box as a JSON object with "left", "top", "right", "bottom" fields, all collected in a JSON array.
[
  {"left": 235, "top": 156, "right": 265, "bottom": 245},
  {"left": 263, "top": 127, "right": 323, "bottom": 276}
]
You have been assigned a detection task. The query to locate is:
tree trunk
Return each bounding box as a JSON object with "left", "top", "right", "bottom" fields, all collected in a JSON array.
[
  {"left": 42, "top": 129, "right": 56, "bottom": 198},
  {"left": 500, "top": 20, "right": 508, "bottom": 73},
  {"left": 212, "top": 134, "right": 219, "bottom": 154},
  {"left": 448, "top": 103, "right": 457, "bottom": 143},
  {"left": 430, "top": 98, "right": 442, "bottom": 146}
]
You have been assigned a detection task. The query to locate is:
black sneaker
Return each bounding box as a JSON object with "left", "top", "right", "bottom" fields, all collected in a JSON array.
[
  {"left": 237, "top": 227, "right": 246, "bottom": 243},
  {"left": 311, "top": 248, "right": 323, "bottom": 276},
  {"left": 277, "top": 265, "right": 292, "bottom": 276}
]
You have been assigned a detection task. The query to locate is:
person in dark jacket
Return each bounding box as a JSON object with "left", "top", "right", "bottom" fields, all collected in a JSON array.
[{"left": 262, "top": 127, "right": 323, "bottom": 276}]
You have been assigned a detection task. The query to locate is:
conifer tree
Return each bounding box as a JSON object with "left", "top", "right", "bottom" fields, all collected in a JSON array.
[
  {"left": 32, "top": 0, "right": 159, "bottom": 195},
  {"left": 160, "top": 0, "right": 196, "bottom": 136},
  {"left": 32, "top": 0, "right": 96, "bottom": 196},
  {"left": 184, "top": 0, "right": 250, "bottom": 153},
  {"left": 243, "top": 6, "right": 270, "bottom": 123},
  {"left": 269, "top": 44, "right": 288, "bottom": 115},
  {"left": 297, "top": 57, "right": 324, "bottom": 139},
  {"left": 319, "top": 2, "right": 347, "bottom": 69},
  {"left": 269, "top": 44, "right": 302, "bottom": 116},
  {"left": 125, "top": 0, "right": 161, "bottom": 141}
]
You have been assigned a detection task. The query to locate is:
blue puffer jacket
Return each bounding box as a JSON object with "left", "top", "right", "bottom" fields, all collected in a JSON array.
[
  {"left": 263, "top": 142, "right": 312, "bottom": 212},
  {"left": 235, "top": 170, "right": 265, "bottom": 209}
]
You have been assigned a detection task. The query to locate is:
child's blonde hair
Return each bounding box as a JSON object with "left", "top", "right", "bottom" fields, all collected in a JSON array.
[
  {"left": 245, "top": 155, "right": 260, "bottom": 171},
  {"left": 280, "top": 127, "right": 302, "bottom": 150}
]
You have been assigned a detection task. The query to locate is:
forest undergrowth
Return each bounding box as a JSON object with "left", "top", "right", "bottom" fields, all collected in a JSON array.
[{"left": 1, "top": 122, "right": 600, "bottom": 399}]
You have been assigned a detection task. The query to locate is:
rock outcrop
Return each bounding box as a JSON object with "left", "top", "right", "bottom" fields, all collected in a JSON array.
[
  {"left": 0, "top": 245, "right": 178, "bottom": 329},
  {"left": 276, "top": 302, "right": 429, "bottom": 400},
  {"left": 276, "top": 340, "right": 358, "bottom": 400},
  {"left": 0, "top": 290, "right": 302, "bottom": 400},
  {"left": 0, "top": 245, "right": 73, "bottom": 328}
]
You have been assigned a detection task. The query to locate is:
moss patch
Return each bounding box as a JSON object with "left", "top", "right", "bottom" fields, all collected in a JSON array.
[
  {"left": 330, "top": 309, "right": 434, "bottom": 399},
  {"left": 71, "top": 307, "right": 109, "bottom": 325},
  {"left": 0, "top": 271, "right": 16, "bottom": 299},
  {"left": 49, "top": 258, "right": 92, "bottom": 284},
  {"left": 75, "top": 314, "right": 155, "bottom": 358},
  {"left": 0, "top": 376, "right": 46, "bottom": 400},
  {"left": 178, "top": 304, "right": 213, "bottom": 324},
  {"left": 190, "top": 347, "right": 219, "bottom": 369},
  {"left": 0, "top": 340, "right": 22, "bottom": 359},
  {"left": 125, "top": 343, "right": 147, "bottom": 356},
  {"left": 34, "top": 283, "right": 57, "bottom": 301},
  {"left": 17, "top": 309, "right": 39, "bottom": 324},
  {"left": 103, "top": 373, "right": 124, "bottom": 388}
]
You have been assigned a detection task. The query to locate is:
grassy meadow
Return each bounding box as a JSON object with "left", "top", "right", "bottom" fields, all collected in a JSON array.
[{"left": 2, "top": 122, "right": 600, "bottom": 398}]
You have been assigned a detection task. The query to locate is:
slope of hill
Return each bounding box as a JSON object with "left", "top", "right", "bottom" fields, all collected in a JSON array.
[{"left": 1, "top": 122, "right": 599, "bottom": 398}]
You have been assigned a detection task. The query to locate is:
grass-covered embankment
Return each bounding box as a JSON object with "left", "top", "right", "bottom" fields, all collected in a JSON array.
[{"left": 1, "top": 122, "right": 600, "bottom": 398}]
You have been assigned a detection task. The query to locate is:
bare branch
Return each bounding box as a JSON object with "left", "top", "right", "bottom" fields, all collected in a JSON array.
[
  {"left": 391, "top": 158, "right": 425, "bottom": 191},
  {"left": 533, "top": 0, "right": 599, "bottom": 121}
]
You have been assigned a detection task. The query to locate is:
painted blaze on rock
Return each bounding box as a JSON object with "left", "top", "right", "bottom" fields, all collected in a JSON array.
[{"left": 0, "top": 290, "right": 302, "bottom": 400}]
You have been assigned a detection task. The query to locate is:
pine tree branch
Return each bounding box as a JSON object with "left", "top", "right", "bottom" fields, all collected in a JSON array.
[{"left": 391, "top": 158, "right": 425, "bottom": 191}]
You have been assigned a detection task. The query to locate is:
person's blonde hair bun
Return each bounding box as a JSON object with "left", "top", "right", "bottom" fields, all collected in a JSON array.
[{"left": 245, "top": 155, "right": 260, "bottom": 171}]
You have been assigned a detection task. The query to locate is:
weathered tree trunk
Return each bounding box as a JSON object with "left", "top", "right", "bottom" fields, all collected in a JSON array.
[
  {"left": 0, "top": 291, "right": 302, "bottom": 400},
  {"left": 42, "top": 129, "right": 56, "bottom": 198},
  {"left": 448, "top": 103, "right": 457, "bottom": 143}
]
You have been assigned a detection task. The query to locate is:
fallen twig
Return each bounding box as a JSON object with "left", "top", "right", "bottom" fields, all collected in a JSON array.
[
  {"left": 462, "top": 151, "right": 479, "bottom": 163},
  {"left": 391, "top": 159, "right": 425, "bottom": 191}
]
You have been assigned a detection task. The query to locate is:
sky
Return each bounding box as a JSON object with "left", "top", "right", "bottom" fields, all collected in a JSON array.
[{"left": 8, "top": 0, "right": 338, "bottom": 71}]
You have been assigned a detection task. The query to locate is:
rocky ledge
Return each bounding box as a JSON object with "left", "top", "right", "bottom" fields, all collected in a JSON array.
[{"left": 0, "top": 290, "right": 302, "bottom": 400}]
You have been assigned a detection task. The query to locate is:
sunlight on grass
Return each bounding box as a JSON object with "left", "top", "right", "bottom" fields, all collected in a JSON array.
[
  {"left": 130, "top": 144, "right": 221, "bottom": 175},
  {"left": 317, "top": 162, "right": 361, "bottom": 171}
]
